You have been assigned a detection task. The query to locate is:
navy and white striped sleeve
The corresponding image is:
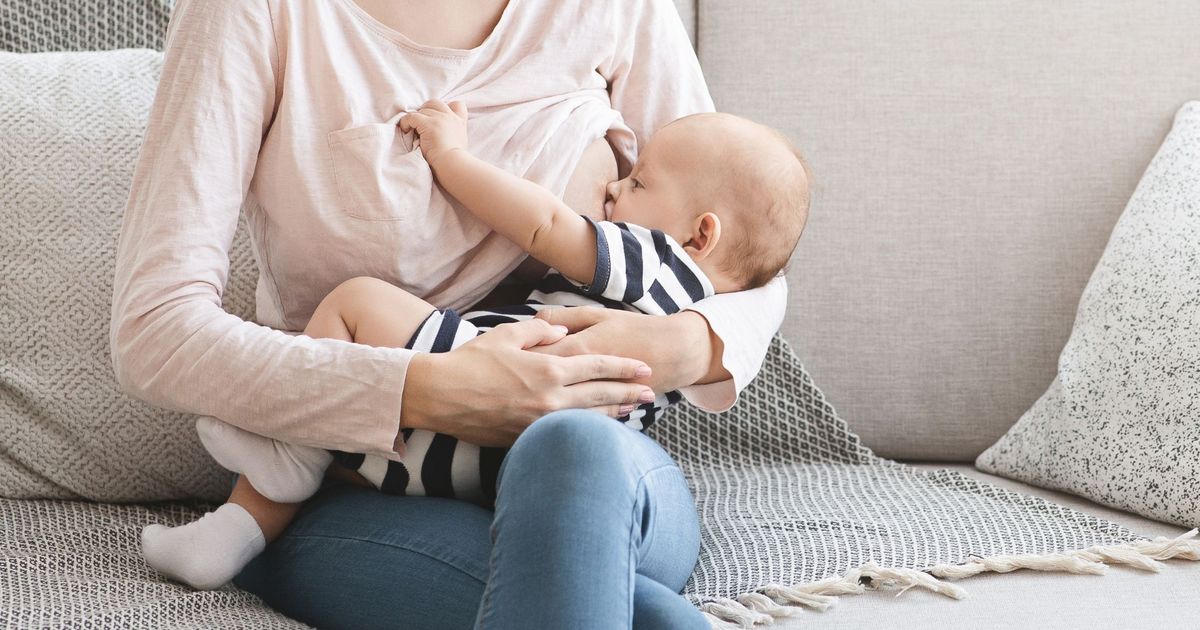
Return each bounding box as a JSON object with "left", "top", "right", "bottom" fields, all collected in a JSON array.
[{"left": 580, "top": 218, "right": 715, "bottom": 314}]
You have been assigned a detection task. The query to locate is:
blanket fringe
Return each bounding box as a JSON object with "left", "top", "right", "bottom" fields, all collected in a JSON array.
[{"left": 701, "top": 529, "right": 1200, "bottom": 628}]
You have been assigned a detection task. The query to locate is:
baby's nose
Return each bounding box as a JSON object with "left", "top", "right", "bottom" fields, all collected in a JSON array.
[{"left": 605, "top": 179, "right": 620, "bottom": 200}]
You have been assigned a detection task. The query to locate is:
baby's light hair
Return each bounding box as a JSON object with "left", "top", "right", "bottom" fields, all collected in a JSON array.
[{"left": 701, "top": 120, "right": 811, "bottom": 290}]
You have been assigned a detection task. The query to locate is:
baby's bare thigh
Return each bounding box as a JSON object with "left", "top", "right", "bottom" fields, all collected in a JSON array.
[{"left": 320, "top": 276, "right": 437, "bottom": 348}]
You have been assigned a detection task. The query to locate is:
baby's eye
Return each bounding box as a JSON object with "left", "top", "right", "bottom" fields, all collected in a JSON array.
[{"left": 631, "top": 178, "right": 643, "bottom": 189}]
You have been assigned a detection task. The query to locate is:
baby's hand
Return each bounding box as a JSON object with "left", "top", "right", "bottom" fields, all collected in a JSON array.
[{"left": 399, "top": 99, "right": 469, "bottom": 168}]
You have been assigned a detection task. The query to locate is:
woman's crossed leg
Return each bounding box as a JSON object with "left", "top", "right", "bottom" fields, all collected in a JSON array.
[{"left": 235, "top": 410, "right": 708, "bottom": 629}]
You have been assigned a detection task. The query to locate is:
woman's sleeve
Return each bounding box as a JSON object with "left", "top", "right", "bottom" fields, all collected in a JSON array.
[
  {"left": 680, "top": 277, "right": 788, "bottom": 412},
  {"left": 600, "top": 0, "right": 714, "bottom": 176},
  {"left": 600, "top": 0, "right": 788, "bottom": 412},
  {"left": 110, "top": 0, "right": 411, "bottom": 456}
]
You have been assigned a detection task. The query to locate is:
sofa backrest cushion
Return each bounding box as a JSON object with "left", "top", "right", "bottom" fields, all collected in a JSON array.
[{"left": 697, "top": 0, "right": 1200, "bottom": 459}]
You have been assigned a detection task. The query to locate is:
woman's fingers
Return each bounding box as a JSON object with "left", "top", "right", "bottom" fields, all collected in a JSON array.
[
  {"left": 524, "top": 333, "right": 581, "bottom": 357},
  {"left": 587, "top": 403, "right": 638, "bottom": 418},
  {"left": 557, "top": 353, "right": 650, "bottom": 385},
  {"left": 535, "top": 306, "right": 614, "bottom": 333},
  {"left": 563, "top": 381, "right": 655, "bottom": 411},
  {"left": 447, "top": 100, "right": 468, "bottom": 119},
  {"left": 486, "top": 318, "right": 568, "bottom": 350}
]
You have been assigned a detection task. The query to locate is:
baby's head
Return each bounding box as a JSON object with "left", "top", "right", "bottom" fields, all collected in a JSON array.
[{"left": 604, "top": 112, "right": 811, "bottom": 292}]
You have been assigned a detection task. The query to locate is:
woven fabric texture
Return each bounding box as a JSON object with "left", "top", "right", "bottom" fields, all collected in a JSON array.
[
  {"left": 0, "top": 498, "right": 307, "bottom": 629},
  {"left": 0, "top": 50, "right": 257, "bottom": 502},
  {"left": 977, "top": 102, "right": 1200, "bottom": 527},
  {"left": 0, "top": 0, "right": 173, "bottom": 52}
]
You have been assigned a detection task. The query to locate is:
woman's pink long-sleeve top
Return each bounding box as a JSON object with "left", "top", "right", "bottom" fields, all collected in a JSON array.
[{"left": 110, "top": 0, "right": 787, "bottom": 457}]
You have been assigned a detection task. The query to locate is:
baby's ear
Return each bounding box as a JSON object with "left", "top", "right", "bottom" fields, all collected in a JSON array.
[{"left": 683, "top": 212, "right": 722, "bottom": 261}]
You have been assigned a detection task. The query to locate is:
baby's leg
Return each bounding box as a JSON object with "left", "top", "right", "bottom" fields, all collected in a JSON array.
[
  {"left": 305, "top": 275, "right": 438, "bottom": 348},
  {"left": 141, "top": 476, "right": 290, "bottom": 590},
  {"left": 143, "top": 277, "right": 436, "bottom": 589},
  {"left": 193, "top": 276, "right": 438, "bottom": 510},
  {"left": 193, "top": 277, "right": 437, "bottom": 503}
]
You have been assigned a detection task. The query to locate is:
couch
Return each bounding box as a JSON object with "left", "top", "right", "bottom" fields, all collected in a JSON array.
[{"left": 3, "top": 1, "right": 1198, "bottom": 628}]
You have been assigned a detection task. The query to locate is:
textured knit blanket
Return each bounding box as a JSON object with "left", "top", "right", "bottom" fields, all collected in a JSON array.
[{"left": 5, "top": 336, "right": 1198, "bottom": 629}]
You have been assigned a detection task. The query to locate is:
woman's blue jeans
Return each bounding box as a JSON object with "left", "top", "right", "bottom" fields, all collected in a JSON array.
[{"left": 234, "top": 410, "right": 709, "bottom": 629}]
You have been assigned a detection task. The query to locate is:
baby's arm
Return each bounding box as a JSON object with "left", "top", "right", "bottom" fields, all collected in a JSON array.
[{"left": 400, "top": 100, "right": 598, "bottom": 286}]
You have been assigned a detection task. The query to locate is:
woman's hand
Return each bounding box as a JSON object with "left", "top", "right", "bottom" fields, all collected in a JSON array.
[
  {"left": 398, "top": 318, "right": 656, "bottom": 448},
  {"left": 399, "top": 99, "right": 470, "bottom": 168},
  {"left": 529, "top": 307, "right": 731, "bottom": 393}
]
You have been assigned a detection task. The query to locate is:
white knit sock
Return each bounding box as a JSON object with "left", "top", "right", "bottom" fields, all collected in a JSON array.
[
  {"left": 196, "top": 415, "right": 333, "bottom": 503},
  {"left": 141, "top": 503, "right": 265, "bottom": 590}
]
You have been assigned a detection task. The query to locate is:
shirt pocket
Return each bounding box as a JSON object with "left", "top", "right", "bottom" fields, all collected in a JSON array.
[{"left": 327, "top": 117, "right": 433, "bottom": 222}]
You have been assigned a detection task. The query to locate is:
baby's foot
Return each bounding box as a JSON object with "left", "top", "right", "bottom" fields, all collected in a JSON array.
[
  {"left": 141, "top": 503, "right": 265, "bottom": 590},
  {"left": 196, "top": 415, "right": 333, "bottom": 503}
]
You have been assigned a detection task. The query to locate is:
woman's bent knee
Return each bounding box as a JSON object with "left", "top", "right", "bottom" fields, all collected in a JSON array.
[
  {"left": 525, "top": 409, "right": 614, "bottom": 437},
  {"left": 512, "top": 410, "right": 627, "bottom": 461},
  {"left": 502, "top": 410, "right": 672, "bottom": 489}
]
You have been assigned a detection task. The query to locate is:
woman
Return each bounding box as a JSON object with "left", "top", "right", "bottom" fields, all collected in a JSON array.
[{"left": 110, "top": 0, "right": 786, "bottom": 627}]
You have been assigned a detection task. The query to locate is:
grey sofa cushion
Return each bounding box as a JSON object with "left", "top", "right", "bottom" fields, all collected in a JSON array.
[
  {"left": 698, "top": 0, "right": 1200, "bottom": 461},
  {"left": 1, "top": 1, "right": 173, "bottom": 52},
  {"left": 976, "top": 102, "right": 1200, "bottom": 527},
  {"left": 0, "top": 50, "right": 257, "bottom": 502}
]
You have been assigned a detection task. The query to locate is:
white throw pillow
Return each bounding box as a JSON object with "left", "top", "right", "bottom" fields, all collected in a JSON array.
[
  {"left": 0, "top": 50, "right": 258, "bottom": 502},
  {"left": 977, "top": 101, "right": 1200, "bottom": 527}
]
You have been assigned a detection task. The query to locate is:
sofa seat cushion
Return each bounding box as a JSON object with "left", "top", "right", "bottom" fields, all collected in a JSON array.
[
  {"left": 0, "top": 498, "right": 306, "bottom": 628},
  {"left": 3, "top": 464, "right": 1194, "bottom": 628}
]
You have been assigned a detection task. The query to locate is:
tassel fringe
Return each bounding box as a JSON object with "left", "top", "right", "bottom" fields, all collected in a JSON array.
[{"left": 700, "top": 529, "right": 1200, "bottom": 628}]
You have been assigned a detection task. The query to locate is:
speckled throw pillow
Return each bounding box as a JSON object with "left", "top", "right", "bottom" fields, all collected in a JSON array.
[{"left": 977, "top": 101, "right": 1200, "bottom": 527}]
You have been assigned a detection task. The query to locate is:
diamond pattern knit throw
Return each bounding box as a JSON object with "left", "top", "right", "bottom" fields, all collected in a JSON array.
[
  {"left": 1, "top": 0, "right": 173, "bottom": 52},
  {"left": 648, "top": 338, "right": 1200, "bottom": 625}
]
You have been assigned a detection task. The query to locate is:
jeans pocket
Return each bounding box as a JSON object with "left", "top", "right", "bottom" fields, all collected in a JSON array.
[{"left": 327, "top": 117, "right": 433, "bottom": 222}]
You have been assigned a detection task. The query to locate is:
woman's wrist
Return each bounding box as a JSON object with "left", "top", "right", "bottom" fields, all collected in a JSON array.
[
  {"left": 397, "top": 352, "right": 442, "bottom": 437},
  {"left": 673, "top": 310, "right": 730, "bottom": 386}
]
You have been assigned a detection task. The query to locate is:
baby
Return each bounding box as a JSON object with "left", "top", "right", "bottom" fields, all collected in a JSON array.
[{"left": 141, "top": 100, "right": 811, "bottom": 589}]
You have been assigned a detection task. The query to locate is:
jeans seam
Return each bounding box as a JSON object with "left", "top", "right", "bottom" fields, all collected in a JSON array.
[
  {"left": 626, "top": 462, "right": 681, "bottom": 615},
  {"left": 477, "top": 511, "right": 508, "bottom": 628},
  {"left": 281, "top": 533, "right": 486, "bottom": 585}
]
